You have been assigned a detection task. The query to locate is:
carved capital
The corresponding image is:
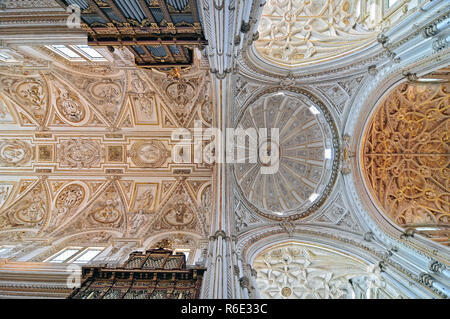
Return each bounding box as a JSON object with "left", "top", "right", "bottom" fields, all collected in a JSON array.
[
  {"left": 429, "top": 260, "right": 446, "bottom": 273},
  {"left": 422, "top": 24, "right": 438, "bottom": 38},
  {"left": 432, "top": 36, "right": 448, "bottom": 51},
  {"left": 419, "top": 273, "right": 434, "bottom": 287},
  {"left": 239, "top": 276, "right": 249, "bottom": 289}
]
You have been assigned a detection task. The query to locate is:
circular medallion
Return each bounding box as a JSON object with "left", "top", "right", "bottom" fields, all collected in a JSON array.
[
  {"left": 0, "top": 140, "right": 32, "bottom": 167},
  {"left": 163, "top": 204, "right": 194, "bottom": 226},
  {"left": 129, "top": 140, "right": 169, "bottom": 167},
  {"left": 91, "top": 199, "right": 122, "bottom": 224},
  {"left": 56, "top": 184, "right": 85, "bottom": 209}
]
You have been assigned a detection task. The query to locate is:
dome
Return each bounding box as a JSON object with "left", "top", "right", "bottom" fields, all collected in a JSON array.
[{"left": 233, "top": 89, "right": 339, "bottom": 219}]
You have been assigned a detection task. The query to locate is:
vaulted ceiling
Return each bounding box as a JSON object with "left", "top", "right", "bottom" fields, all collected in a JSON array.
[
  {"left": 0, "top": 45, "right": 215, "bottom": 263},
  {"left": 362, "top": 78, "right": 449, "bottom": 246}
]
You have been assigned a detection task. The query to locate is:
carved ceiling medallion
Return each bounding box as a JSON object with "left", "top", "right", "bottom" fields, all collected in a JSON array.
[
  {"left": 129, "top": 140, "right": 169, "bottom": 167},
  {"left": 0, "top": 139, "right": 33, "bottom": 167},
  {"left": 58, "top": 139, "right": 104, "bottom": 168},
  {"left": 55, "top": 84, "right": 86, "bottom": 123},
  {"left": 163, "top": 203, "right": 195, "bottom": 227},
  {"left": 55, "top": 184, "right": 85, "bottom": 210},
  {"left": 165, "top": 79, "right": 196, "bottom": 113}
]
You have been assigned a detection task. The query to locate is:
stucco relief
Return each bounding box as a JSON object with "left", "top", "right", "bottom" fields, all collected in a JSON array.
[
  {"left": 253, "top": 243, "right": 403, "bottom": 299},
  {"left": 57, "top": 138, "right": 104, "bottom": 168},
  {"left": 0, "top": 139, "right": 33, "bottom": 167},
  {"left": 53, "top": 81, "right": 87, "bottom": 124},
  {"left": 255, "top": 0, "right": 381, "bottom": 67},
  {"left": 128, "top": 140, "right": 170, "bottom": 168},
  {"left": 0, "top": 181, "right": 48, "bottom": 229},
  {"left": 0, "top": 74, "right": 48, "bottom": 125}
]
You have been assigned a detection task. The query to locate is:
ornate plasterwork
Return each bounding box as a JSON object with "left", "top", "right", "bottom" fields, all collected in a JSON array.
[
  {"left": 255, "top": 0, "right": 381, "bottom": 67},
  {"left": 362, "top": 83, "right": 450, "bottom": 245},
  {"left": 253, "top": 242, "right": 403, "bottom": 299},
  {"left": 57, "top": 138, "right": 104, "bottom": 168},
  {"left": 0, "top": 139, "right": 33, "bottom": 167},
  {"left": 0, "top": 73, "right": 49, "bottom": 126},
  {"left": 128, "top": 140, "right": 170, "bottom": 168},
  {"left": 0, "top": 50, "right": 216, "bottom": 266},
  {"left": 53, "top": 81, "right": 87, "bottom": 124}
]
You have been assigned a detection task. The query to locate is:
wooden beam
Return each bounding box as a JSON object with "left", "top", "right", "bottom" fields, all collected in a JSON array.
[
  {"left": 157, "top": 0, "right": 174, "bottom": 24},
  {"left": 137, "top": 0, "right": 158, "bottom": 25},
  {"left": 164, "top": 44, "right": 176, "bottom": 63},
  {"left": 128, "top": 46, "right": 145, "bottom": 64},
  {"left": 86, "top": 0, "right": 113, "bottom": 24},
  {"left": 88, "top": 39, "right": 207, "bottom": 46},
  {"left": 104, "top": 0, "right": 128, "bottom": 23},
  {"left": 188, "top": 0, "right": 200, "bottom": 24},
  {"left": 157, "top": 0, "right": 176, "bottom": 34},
  {"left": 176, "top": 44, "right": 187, "bottom": 62},
  {"left": 136, "top": 62, "right": 192, "bottom": 68},
  {"left": 140, "top": 45, "right": 157, "bottom": 64}
]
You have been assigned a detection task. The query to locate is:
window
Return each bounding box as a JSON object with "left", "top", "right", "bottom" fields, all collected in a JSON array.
[
  {"left": 45, "top": 45, "right": 107, "bottom": 62},
  {"left": 47, "top": 45, "right": 83, "bottom": 60},
  {"left": 47, "top": 248, "right": 81, "bottom": 263},
  {"left": 46, "top": 247, "right": 104, "bottom": 263},
  {"left": 0, "top": 246, "right": 13, "bottom": 256},
  {"left": 388, "top": 0, "right": 400, "bottom": 8},
  {"left": 74, "top": 45, "right": 107, "bottom": 60},
  {"left": 71, "top": 248, "right": 103, "bottom": 264},
  {"left": 0, "top": 50, "right": 17, "bottom": 62}
]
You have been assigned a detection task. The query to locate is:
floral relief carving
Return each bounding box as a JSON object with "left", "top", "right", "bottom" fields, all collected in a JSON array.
[
  {"left": 0, "top": 75, "right": 48, "bottom": 124},
  {"left": 54, "top": 81, "right": 86, "bottom": 123},
  {"left": 57, "top": 138, "right": 104, "bottom": 168},
  {"left": 362, "top": 83, "right": 449, "bottom": 245}
]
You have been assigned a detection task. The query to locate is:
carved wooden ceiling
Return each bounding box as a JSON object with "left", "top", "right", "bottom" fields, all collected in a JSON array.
[
  {"left": 55, "top": 0, "right": 206, "bottom": 69},
  {"left": 362, "top": 78, "right": 449, "bottom": 246},
  {"left": 0, "top": 48, "right": 215, "bottom": 260}
]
